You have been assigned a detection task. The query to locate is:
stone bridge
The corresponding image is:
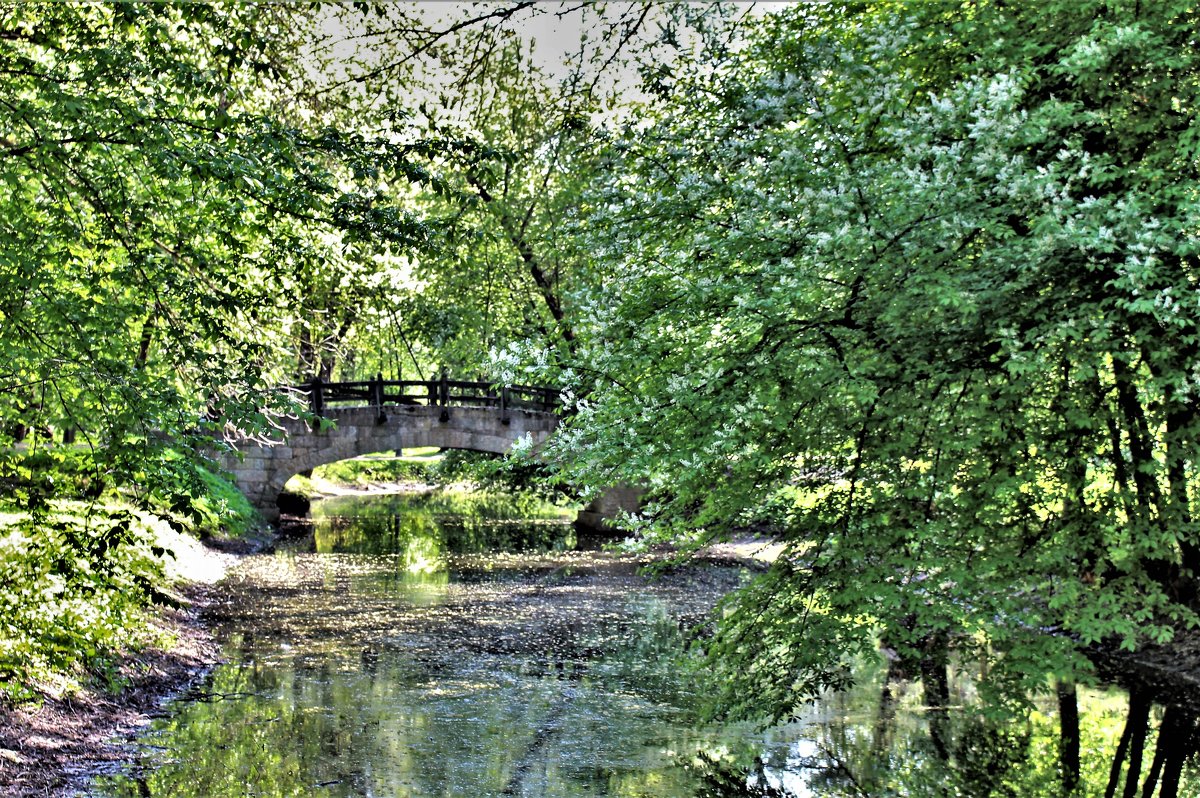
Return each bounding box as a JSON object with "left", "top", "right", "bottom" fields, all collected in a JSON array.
[{"left": 215, "top": 377, "right": 636, "bottom": 530}]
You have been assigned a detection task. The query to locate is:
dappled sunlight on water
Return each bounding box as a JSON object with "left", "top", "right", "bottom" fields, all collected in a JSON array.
[
  {"left": 90, "top": 490, "right": 1197, "bottom": 797},
  {"left": 91, "top": 491, "right": 782, "bottom": 797}
]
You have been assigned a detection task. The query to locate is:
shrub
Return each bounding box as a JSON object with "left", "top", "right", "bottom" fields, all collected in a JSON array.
[{"left": 0, "top": 506, "right": 166, "bottom": 702}]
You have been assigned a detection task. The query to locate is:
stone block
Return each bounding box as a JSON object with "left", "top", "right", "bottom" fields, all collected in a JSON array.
[{"left": 235, "top": 483, "right": 268, "bottom": 500}]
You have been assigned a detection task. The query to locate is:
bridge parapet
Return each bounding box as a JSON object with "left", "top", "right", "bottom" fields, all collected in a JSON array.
[{"left": 294, "top": 374, "right": 558, "bottom": 420}]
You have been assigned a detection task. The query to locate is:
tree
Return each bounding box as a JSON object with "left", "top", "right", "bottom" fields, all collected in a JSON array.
[
  {"left": 314, "top": 2, "right": 707, "bottom": 377},
  {"left": 0, "top": 2, "right": 451, "bottom": 498},
  {"left": 541, "top": 0, "right": 1200, "bottom": 731}
]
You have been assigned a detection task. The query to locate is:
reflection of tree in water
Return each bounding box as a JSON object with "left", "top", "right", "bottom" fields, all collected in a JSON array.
[
  {"left": 92, "top": 491, "right": 1200, "bottom": 798},
  {"left": 686, "top": 750, "right": 790, "bottom": 797},
  {"left": 91, "top": 541, "right": 760, "bottom": 798},
  {"left": 712, "top": 654, "right": 1200, "bottom": 798},
  {"left": 1098, "top": 689, "right": 1198, "bottom": 798},
  {"left": 312, "top": 489, "right": 576, "bottom": 557}
]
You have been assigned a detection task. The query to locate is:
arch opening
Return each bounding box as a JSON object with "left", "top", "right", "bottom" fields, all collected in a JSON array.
[{"left": 216, "top": 404, "right": 558, "bottom": 524}]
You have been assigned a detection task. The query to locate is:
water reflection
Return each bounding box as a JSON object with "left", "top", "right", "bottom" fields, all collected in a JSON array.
[
  {"left": 91, "top": 490, "right": 1199, "bottom": 797},
  {"left": 93, "top": 557, "right": 758, "bottom": 797},
  {"left": 309, "top": 489, "right": 578, "bottom": 560}
]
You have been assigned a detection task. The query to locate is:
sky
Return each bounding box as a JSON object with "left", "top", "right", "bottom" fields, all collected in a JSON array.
[{"left": 319, "top": 3, "right": 792, "bottom": 86}]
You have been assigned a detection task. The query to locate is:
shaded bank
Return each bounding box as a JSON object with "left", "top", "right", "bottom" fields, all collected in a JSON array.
[
  {"left": 0, "top": 581, "right": 221, "bottom": 798},
  {"left": 0, "top": 500, "right": 256, "bottom": 798}
]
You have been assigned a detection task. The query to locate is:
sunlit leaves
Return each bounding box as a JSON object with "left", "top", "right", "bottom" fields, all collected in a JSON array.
[
  {"left": 0, "top": 3, "right": 459, "bottom": 497},
  {"left": 539, "top": 0, "right": 1200, "bottom": 719}
]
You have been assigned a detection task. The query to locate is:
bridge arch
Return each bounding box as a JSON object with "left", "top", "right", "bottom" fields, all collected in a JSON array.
[{"left": 216, "top": 403, "right": 558, "bottom": 523}]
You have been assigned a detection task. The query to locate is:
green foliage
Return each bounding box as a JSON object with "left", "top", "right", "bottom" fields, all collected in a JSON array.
[
  {"left": 434, "top": 449, "right": 578, "bottom": 506},
  {"left": 312, "top": 454, "right": 433, "bottom": 486},
  {"left": 0, "top": 447, "right": 108, "bottom": 511},
  {"left": 306, "top": 449, "right": 578, "bottom": 509},
  {"left": 325, "top": 4, "right": 707, "bottom": 379},
  {"left": 310, "top": 487, "right": 575, "bottom": 557},
  {"left": 0, "top": 2, "right": 458, "bottom": 501},
  {"left": 530, "top": 0, "right": 1200, "bottom": 720},
  {"left": 0, "top": 446, "right": 255, "bottom": 702},
  {"left": 169, "top": 459, "right": 261, "bottom": 541},
  {"left": 0, "top": 504, "right": 166, "bottom": 702}
]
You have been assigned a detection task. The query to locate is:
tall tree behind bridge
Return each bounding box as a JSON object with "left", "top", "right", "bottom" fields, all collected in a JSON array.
[{"left": 301, "top": 3, "right": 737, "bottom": 381}]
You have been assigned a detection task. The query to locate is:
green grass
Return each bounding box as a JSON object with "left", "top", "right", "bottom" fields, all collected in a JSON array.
[
  {"left": 186, "top": 463, "right": 261, "bottom": 539},
  {"left": 311, "top": 450, "right": 443, "bottom": 486}
]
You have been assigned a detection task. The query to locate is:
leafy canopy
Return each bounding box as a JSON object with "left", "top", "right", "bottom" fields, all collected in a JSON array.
[
  {"left": 541, "top": 0, "right": 1200, "bottom": 720},
  {"left": 0, "top": 2, "right": 467, "bottom": 498}
]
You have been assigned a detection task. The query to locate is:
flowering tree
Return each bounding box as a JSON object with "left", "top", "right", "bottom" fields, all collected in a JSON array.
[{"left": 546, "top": 0, "right": 1200, "bottom": 738}]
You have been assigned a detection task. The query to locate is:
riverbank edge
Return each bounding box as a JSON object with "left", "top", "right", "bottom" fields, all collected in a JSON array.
[{"left": 0, "top": 543, "right": 238, "bottom": 798}]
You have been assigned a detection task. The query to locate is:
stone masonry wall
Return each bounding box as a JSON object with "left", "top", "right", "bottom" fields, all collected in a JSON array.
[{"left": 216, "top": 404, "right": 558, "bottom": 522}]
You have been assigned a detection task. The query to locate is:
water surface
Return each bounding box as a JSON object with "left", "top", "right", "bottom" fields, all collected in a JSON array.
[
  {"left": 91, "top": 490, "right": 796, "bottom": 797},
  {"left": 89, "top": 489, "right": 1194, "bottom": 797}
]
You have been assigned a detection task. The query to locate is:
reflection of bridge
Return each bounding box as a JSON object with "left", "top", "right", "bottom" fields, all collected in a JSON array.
[{"left": 217, "top": 377, "right": 637, "bottom": 530}]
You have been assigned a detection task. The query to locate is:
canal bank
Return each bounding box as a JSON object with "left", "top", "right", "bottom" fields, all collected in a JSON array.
[{"left": 0, "top": 541, "right": 233, "bottom": 798}]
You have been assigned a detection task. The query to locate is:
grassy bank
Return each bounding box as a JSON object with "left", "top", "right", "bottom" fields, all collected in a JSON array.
[
  {"left": 0, "top": 448, "right": 264, "bottom": 795},
  {"left": 284, "top": 448, "right": 440, "bottom": 498},
  {"left": 0, "top": 451, "right": 259, "bottom": 704},
  {"left": 286, "top": 448, "right": 578, "bottom": 511}
]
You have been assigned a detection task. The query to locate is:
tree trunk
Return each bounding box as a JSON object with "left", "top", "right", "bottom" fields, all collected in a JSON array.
[
  {"left": 1104, "top": 688, "right": 1150, "bottom": 798},
  {"left": 1155, "top": 706, "right": 1198, "bottom": 798},
  {"left": 299, "top": 324, "right": 315, "bottom": 380},
  {"left": 1057, "top": 680, "right": 1080, "bottom": 795},
  {"left": 135, "top": 314, "right": 154, "bottom": 368},
  {"left": 920, "top": 635, "right": 951, "bottom": 761},
  {"left": 318, "top": 355, "right": 335, "bottom": 382}
]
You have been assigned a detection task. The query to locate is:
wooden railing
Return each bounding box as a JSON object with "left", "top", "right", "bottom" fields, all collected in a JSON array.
[{"left": 290, "top": 374, "right": 558, "bottom": 424}]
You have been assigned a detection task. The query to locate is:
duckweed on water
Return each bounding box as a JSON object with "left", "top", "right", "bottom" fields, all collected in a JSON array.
[{"left": 90, "top": 490, "right": 1196, "bottom": 797}]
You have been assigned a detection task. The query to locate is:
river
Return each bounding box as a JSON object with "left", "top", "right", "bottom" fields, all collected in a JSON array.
[{"left": 88, "top": 489, "right": 1196, "bottom": 797}]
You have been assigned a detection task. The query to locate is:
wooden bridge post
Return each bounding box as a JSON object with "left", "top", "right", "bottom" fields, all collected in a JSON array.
[
  {"left": 371, "top": 373, "right": 382, "bottom": 407},
  {"left": 309, "top": 376, "right": 324, "bottom": 418},
  {"left": 438, "top": 371, "right": 450, "bottom": 422},
  {"left": 372, "top": 372, "right": 387, "bottom": 424},
  {"left": 500, "top": 385, "right": 510, "bottom": 425}
]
